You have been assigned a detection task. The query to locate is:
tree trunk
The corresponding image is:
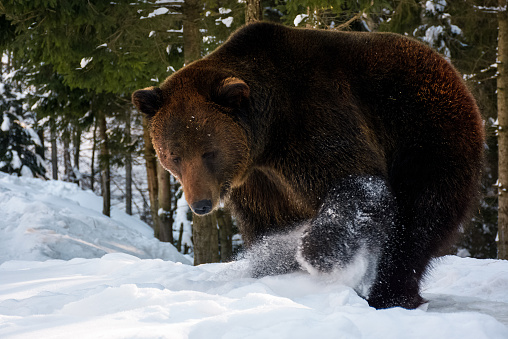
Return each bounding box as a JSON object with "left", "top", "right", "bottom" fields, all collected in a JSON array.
[
  {"left": 157, "top": 162, "right": 174, "bottom": 243},
  {"left": 177, "top": 222, "right": 184, "bottom": 252},
  {"left": 183, "top": 0, "right": 201, "bottom": 65},
  {"left": 498, "top": 0, "right": 508, "bottom": 260},
  {"left": 91, "top": 118, "right": 98, "bottom": 192},
  {"left": 217, "top": 209, "right": 234, "bottom": 262},
  {"left": 62, "top": 130, "right": 72, "bottom": 182},
  {"left": 73, "top": 126, "right": 81, "bottom": 185},
  {"left": 184, "top": 0, "right": 221, "bottom": 264},
  {"left": 125, "top": 110, "right": 133, "bottom": 216},
  {"left": 143, "top": 116, "right": 161, "bottom": 236},
  {"left": 99, "top": 113, "right": 111, "bottom": 217},
  {"left": 36, "top": 128, "right": 45, "bottom": 161},
  {"left": 245, "top": 0, "right": 262, "bottom": 23},
  {"left": 50, "top": 119, "right": 58, "bottom": 180},
  {"left": 193, "top": 212, "right": 220, "bottom": 265},
  {"left": 125, "top": 151, "right": 133, "bottom": 215}
]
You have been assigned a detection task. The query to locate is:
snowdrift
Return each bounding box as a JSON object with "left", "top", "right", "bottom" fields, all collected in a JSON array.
[
  {"left": 0, "top": 173, "right": 507, "bottom": 338},
  {"left": 0, "top": 172, "right": 190, "bottom": 264},
  {"left": 1, "top": 255, "right": 508, "bottom": 338}
]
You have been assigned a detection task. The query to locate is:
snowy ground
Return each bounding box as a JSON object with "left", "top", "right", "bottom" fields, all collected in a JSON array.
[
  {"left": 1, "top": 173, "right": 508, "bottom": 338},
  {"left": 0, "top": 172, "right": 190, "bottom": 264}
]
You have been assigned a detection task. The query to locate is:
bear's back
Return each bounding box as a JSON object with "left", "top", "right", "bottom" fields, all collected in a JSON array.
[{"left": 206, "top": 23, "right": 482, "bottom": 153}]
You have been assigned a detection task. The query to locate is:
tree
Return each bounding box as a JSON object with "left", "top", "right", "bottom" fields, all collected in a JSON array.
[
  {"left": 181, "top": 0, "right": 216, "bottom": 265},
  {"left": 379, "top": 1, "right": 500, "bottom": 259},
  {"left": 193, "top": 212, "right": 220, "bottom": 264},
  {"left": 2, "top": 0, "right": 499, "bottom": 260},
  {"left": 449, "top": 1, "right": 498, "bottom": 259},
  {"left": 24, "top": 65, "right": 95, "bottom": 183},
  {"left": 498, "top": 0, "right": 508, "bottom": 259},
  {"left": 187, "top": 0, "right": 248, "bottom": 264},
  {"left": 246, "top": 0, "right": 262, "bottom": 22},
  {"left": 62, "top": 127, "right": 75, "bottom": 182},
  {"left": 125, "top": 109, "right": 133, "bottom": 215},
  {"left": 50, "top": 120, "right": 58, "bottom": 180},
  {"left": 216, "top": 209, "right": 234, "bottom": 261},
  {"left": 157, "top": 162, "right": 174, "bottom": 243},
  {"left": 98, "top": 110, "right": 111, "bottom": 217},
  {"left": 279, "top": 0, "right": 393, "bottom": 30},
  {"left": 143, "top": 115, "right": 162, "bottom": 235},
  {"left": 0, "top": 74, "right": 45, "bottom": 177},
  {"left": 1, "top": 0, "right": 186, "bottom": 217}
]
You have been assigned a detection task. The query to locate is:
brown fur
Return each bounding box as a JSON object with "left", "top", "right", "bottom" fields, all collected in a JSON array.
[
  {"left": 147, "top": 72, "right": 251, "bottom": 212},
  {"left": 132, "top": 23, "right": 484, "bottom": 309}
]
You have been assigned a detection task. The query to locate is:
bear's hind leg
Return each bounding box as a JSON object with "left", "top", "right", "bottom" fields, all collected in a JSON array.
[{"left": 367, "top": 151, "right": 479, "bottom": 309}]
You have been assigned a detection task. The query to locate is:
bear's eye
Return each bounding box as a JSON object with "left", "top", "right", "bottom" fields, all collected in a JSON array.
[
  {"left": 172, "top": 157, "right": 181, "bottom": 165},
  {"left": 202, "top": 151, "right": 216, "bottom": 160}
]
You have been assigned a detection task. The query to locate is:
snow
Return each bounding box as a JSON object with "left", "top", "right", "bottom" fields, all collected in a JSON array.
[
  {"left": 426, "top": 0, "right": 446, "bottom": 14},
  {"left": 474, "top": 5, "right": 507, "bottom": 13},
  {"left": 79, "top": 57, "right": 93, "bottom": 69},
  {"left": 216, "top": 16, "right": 234, "bottom": 28},
  {"left": 148, "top": 7, "right": 169, "bottom": 17},
  {"left": 13, "top": 114, "right": 42, "bottom": 146},
  {"left": 218, "top": 8, "right": 232, "bottom": 15},
  {"left": 1, "top": 114, "right": 10, "bottom": 132},
  {"left": 140, "top": 7, "right": 178, "bottom": 20},
  {"left": 10, "top": 151, "right": 21, "bottom": 170},
  {"left": 19, "top": 165, "right": 33, "bottom": 178},
  {"left": 0, "top": 172, "right": 189, "bottom": 264},
  {"left": 294, "top": 14, "right": 308, "bottom": 27},
  {"left": 173, "top": 192, "right": 192, "bottom": 251},
  {"left": 451, "top": 24, "right": 462, "bottom": 35},
  {"left": 156, "top": 0, "right": 183, "bottom": 4},
  {"left": 1, "top": 255, "right": 508, "bottom": 338},
  {"left": 0, "top": 173, "right": 508, "bottom": 338},
  {"left": 423, "top": 25, "right": 444, "bottom": 45}
]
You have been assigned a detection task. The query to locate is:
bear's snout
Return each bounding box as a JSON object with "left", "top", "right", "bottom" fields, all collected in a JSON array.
[{"left": 191, "top": 199, "right": 213, "bottom": 215}]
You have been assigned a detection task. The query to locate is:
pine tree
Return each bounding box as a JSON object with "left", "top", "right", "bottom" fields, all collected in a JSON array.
[
  {"left": 380, "top": 1, "right": 500, "bottom": 258},
  {"left": 409, "top": 1, "right": 466, "bottom": 60},
  {"left": 453, "top": 1, "right": 499, "bottom": 259},
  {"left": 497, "top": 0, "right": 508, "bottom": 259},
  {"left": 246, "top": 0, "right": 262, "bottom": 22},
  {"left": 2, "top": 1, "right": 187, "bottom": 218},
  {"left": 277, "top": 0, "right": 393, "bottom": 30},
  {"left": 0, "top": 71, "right": 45, "bottom": 177}
]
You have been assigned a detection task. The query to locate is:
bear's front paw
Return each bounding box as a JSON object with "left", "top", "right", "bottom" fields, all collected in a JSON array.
[
  {"left": 297, "top": 228, "right": 340, "bottom": 274},
  {"left": 368, "top": 292, "right": 426, "bottom": 310}
]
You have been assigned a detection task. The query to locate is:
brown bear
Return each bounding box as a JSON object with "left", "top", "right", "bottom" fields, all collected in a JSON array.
[{"left": 132, "top": 22, "right": 484, "bottom": 309}]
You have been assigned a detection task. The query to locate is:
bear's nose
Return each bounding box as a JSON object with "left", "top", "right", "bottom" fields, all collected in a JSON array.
[{"left": 192, "top": 200, "right": 213, "bottom": 215}]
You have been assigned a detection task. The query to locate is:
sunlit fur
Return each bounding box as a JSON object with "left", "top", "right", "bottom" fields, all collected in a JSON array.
[{"left": 149, "top": 71, "right": 250, "bottom": 213}]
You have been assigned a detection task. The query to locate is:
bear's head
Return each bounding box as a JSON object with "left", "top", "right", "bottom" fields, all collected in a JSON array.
[{"left": 132, "top": 67, "right": 251, "bottom": 215}]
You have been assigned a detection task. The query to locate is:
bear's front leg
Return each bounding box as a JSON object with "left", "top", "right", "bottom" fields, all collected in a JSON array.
[{"left": 297, "top": 176, "right": 395, "bottom": 293}]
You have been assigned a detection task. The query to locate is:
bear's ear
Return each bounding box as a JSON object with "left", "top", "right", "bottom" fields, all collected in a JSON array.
[
  {"left": 132, "top": 87, "right": 163, "bottom": 118},
  {"left": 215, "top": 77, "right": 250, "bottom": 108}
]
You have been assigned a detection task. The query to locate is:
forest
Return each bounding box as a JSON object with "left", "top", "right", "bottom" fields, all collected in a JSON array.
[{"left": 0, "top": 0, "right": 506, "bottom": 263}]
